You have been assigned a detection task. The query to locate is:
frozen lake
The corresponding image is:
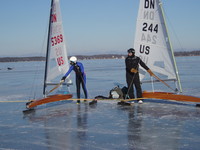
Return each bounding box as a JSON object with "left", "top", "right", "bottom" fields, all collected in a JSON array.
[{"left": 0, "top": 56, "right": 200, "bottom": 149}]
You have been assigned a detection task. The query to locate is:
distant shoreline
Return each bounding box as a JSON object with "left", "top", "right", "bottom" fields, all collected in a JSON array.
[{"left": 0, "top": 50, "right": 200, "bottom": 62}]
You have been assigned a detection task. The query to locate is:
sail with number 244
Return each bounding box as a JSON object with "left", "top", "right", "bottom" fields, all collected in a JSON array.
[{"left": 133, "top": 0, "right": 200, "bottom": 103}]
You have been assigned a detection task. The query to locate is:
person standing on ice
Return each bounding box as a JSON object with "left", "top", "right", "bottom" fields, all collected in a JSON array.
[
  {"left": 61, "top": 56, "right": 88, "bottom": 104},
  {"left": 125, "top": 48, "right": 153, "bottom": 103}
]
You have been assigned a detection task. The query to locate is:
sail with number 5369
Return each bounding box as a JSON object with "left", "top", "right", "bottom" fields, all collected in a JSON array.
[
  {"left": 44, "top": 0, "right": 72, "bottom": 96},
  {"left": 25, "top": 0, "right": 72, "bottom": 110}
]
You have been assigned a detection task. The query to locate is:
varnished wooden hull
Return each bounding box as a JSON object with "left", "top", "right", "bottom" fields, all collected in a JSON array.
[
  {"left": 26, "top": 94, "right": 73, "bottom": 109},
  {"left": 142, "top": 91, "right": 200, "bottom": 103}
]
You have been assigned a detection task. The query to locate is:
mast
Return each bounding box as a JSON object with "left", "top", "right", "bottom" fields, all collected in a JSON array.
[
  {"left": 43, "top": 0, "right": 54, "bottom": 96},
  {"left": 159, "top": 1, "right": 182, "bottom": 92}
]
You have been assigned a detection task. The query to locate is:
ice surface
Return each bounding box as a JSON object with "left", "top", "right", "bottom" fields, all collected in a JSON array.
[{"left": 0, "top": 57, "right": 200, "bottom": 150}]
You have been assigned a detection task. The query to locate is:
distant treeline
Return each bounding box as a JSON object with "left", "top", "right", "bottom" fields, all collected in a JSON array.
[
  {"left": 0, "top": 56, "right": 45, "bottom": 62},
  {"left": 174, "top": 50, "right": 200, "bottom": 57},
  {"left": 0, "top": 50, "right": 200, "bottom": 62}
]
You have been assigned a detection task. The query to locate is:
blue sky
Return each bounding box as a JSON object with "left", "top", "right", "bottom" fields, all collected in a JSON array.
[{"left": 0, "top": 0, "right": 200, "bottom": 56}]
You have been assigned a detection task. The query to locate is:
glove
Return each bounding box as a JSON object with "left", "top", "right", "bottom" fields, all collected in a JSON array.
[
  {"left": 130, "top": 68, "right": 138, "bottom": 73},
  {"left": 147, "top": 69, "right": 154, "bottom": 76},
  {"left": 60, "top": 76, "right": 66, "bottom": 83}
]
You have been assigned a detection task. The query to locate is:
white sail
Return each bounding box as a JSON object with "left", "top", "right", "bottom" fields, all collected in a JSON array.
[
  {"left": 46, "top": 0, "right": 69, "bottom": 84},
  {"left": 134, "top": 0, "right": 182, "bottom": 92},
  {"left": 26, "top": 0, "right": 72, "bottom": 109}
]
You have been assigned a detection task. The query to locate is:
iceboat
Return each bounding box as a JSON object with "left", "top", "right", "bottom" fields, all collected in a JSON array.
[{"left": 26, "top": 0, "right": 72, "bottom": 109}]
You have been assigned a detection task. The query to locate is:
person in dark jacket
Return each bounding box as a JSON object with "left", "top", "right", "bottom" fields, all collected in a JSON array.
[
  {"left": 61, "top": 56, "right": 87, "bottom": 104},
  {"left": 125, "top": 48, "right": 153, "bottom": 103}
]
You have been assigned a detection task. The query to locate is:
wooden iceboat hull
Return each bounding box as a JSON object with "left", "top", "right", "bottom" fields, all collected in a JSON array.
[
  {"left": 26, "top": 94, "right": 73, "bottom": 109},
  {"left": 142, "top": 91, "right": 200, "bottom": 103}
]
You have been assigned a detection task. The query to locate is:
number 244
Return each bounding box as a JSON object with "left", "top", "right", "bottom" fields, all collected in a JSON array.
[{"left": 142, "top": 23, "right": 158, "bottom": 33}]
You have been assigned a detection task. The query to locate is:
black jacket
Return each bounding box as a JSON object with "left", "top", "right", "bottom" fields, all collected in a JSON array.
[{"left": 125, "top": 56, "right": 149, "bottom": 74}]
